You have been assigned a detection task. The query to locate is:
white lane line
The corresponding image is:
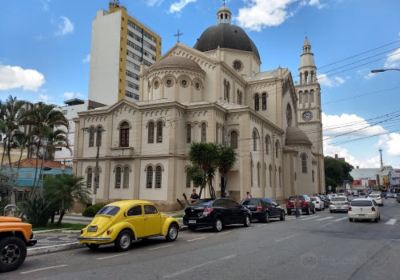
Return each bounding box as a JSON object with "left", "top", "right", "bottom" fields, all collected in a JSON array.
[
  {"left": 385, "top": 219, "right": 397, "bottom": 225},
  {"left": 300, "top": 216, "right": 319, "bottom": 221},
  {"left": 20, "top": 264, "right": 68, "bottom": 275},
  {"left": 96, "top": 253, "right": 128, "bottom": 260},
  {"left": 275, "top": 233, "right": 299, "bottom": 243},
  {"left": 316, "top": 216, "right": 333, "bottom": 222},
  {"left": 187, "top": 236, "right": 207, "bottom": 242},
  {"left": 148, "top": 244, "right": 173, "bottom": 251},
  {"left": 163, "top": 254, "right": 236, "bottom": 279},
  {"left": 334, "top": 217, "right": 348, "bottom": 222}
]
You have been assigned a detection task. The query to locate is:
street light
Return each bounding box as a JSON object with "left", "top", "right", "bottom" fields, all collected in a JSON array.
[
  {"left": 371, "top": 68, "right": 400, "bottom": 73},
  {"left": 82, "top": 126, "right": 105, "bottom": 205}
]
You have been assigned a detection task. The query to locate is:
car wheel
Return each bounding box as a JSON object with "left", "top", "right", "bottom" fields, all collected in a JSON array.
[
  {"left": 330, "top": 210, "right": 333, "bottom": 213},
  {"left": 287, "top": 209, "right": 291, "bottom": 215},
  {"left": 349, "top": 218, "right": 353, "bottom": 222},
  {"left": 166, "top": 223, "right": 179, "bottom": 242},
  {"left": 264, "top": 212, "right": 270, "bottom": 223},
  {"left": 244, "top": 215, "right": 251, "bottom": 227},
  {"left": 214, "top": 218, "right": 223, "bottom": 232},
  {"left": 86, "top": 244, "right": 100, "bottom": 251},
  {"left": 0, "top": 236, "right": 27, "bottom": 273},
  {"left": 114, "top": 230, "right": 132, "bottom": 252},
  {"left": 280, "top": 211, "right": 285, "bottom": 221},
  {"left": 374, "top": 217, "right": 379, "bottom": 223}
]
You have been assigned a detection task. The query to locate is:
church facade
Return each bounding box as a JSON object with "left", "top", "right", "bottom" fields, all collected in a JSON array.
[{"left": 73, "top": 6, "right": 325, "bottom": 209}]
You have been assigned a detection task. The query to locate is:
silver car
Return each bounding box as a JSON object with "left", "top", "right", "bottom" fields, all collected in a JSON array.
[{"left": 329, "top": 196, "right": 349, "bottom": 213}]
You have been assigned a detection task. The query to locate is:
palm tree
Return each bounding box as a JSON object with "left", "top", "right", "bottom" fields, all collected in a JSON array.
[
  {"left": 44, "top": 174, "right": 90, "bottom": 225},
  {"left": 44, "top": 129, "right": 70, "bottom": 161},
  {"left": 217, "top": 145, "right": 236, "bottom": 197}
]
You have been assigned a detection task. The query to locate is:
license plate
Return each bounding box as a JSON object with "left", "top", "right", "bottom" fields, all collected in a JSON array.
[
  {"left": 358, "top": 214, "right": 365, "bottom": 217},
  {"left": 188, "top": 220, "right": 196, "bottom": 224},
  {"left": 87, "top": 226, "right": 97, "bottom": 232}
]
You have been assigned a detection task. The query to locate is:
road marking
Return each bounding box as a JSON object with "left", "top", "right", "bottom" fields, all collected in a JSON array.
[
  {"left": 20, "top": 264, "right": 68, "bottom": 275},
  {"left": 300, "top": 216, "right": 319, "bottom": 221},
  {"left": 163, "top": 254, "right": 236, "bottom": 278},
  {"left": 316, "top": 216, "right": 333, "bottom": 222},
  {"left": 148, "top": 244, "right": 173, "bottom": 251},
  {"left": 187, "top": 236, "right": 207, "bottom": 242},
  {"left": 334, "top": 217, "right": 348, "bottom": 222},
  {"left": 275, "top": 233, "right": 299, "bottom": 243},
  {"left": 386, "top": 219, "right": 397, "bottom": 225},
  {"left": 219, "top": 230, "right": 233, "bottom": 235},
  {"left": 96, "top": 253, "right": 128, "bottom": 260}
]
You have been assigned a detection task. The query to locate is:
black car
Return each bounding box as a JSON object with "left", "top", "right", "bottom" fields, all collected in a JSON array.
[
  {"left": 241, "top": 198, "right": 285, "bottom": 223},
  {"left": 183, "top": 198, "right": 252, "bottom": 232}
]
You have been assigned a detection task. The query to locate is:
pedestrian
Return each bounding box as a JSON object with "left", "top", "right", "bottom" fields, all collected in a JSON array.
[
  {"left": 190, "top": 188, "right": 199, "bottom": 203},
  {"left": 246, "top": 192, "right": 252, "bottom": 199},
  {"left": 295, "top": 196, "right": 301, "bottom": 218}
]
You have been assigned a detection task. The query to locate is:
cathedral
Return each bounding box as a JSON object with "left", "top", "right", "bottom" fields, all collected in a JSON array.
[{"left": 73, "top": 5, "right": 325, "bottom": 209}]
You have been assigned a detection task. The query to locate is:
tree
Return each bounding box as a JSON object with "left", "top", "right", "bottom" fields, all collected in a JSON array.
[
  {"left": 186, "top": 165, "right": 206, "bottom": 198},
  {"left": 44, "top": 174, "right": 90, "bottom": 225},
  {"left": 324, "top": 156, "right": 353, "bottom": 192},
  {"left": 217, "top": 145, "right": 236, "bottom": 197}
]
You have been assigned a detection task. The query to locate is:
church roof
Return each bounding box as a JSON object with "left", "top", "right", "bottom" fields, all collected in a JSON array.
[
  {"left": 150, "top": 55, "right": 203, "bottom": 72},
  {"left": 285, "top": 126, "right": 312, "bottom": 146},
  {"left": 194, "top": 23, "right": 260, "bottom": 61}
]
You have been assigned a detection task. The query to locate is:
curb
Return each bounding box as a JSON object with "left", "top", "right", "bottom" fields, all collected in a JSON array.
[{"left": 28, "top": 242, "right": 83, "bottom": 256}]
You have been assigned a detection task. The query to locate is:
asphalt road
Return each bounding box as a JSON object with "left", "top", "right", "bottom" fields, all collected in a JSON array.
[{"left": 6, "top": 198, "right": 400, "bottom": 280}]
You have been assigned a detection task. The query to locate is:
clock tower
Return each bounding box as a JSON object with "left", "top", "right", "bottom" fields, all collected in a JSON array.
[{"left": 295, "top": 37, "right": 325, "bottom": 192}]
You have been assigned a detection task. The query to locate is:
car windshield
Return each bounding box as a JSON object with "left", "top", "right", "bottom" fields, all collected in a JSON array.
[
  {"left": 242, "top": 199, "right": 260, "bottom": 205},
  {"left": 332, "top": 197, "right": 346, "bottom": 202},
  {"left": 192, "top": 199, "right": 213, "bottom": 207},
  {"left": 351, "top": 200, "right": 373, "bottom": 207},
  {"left": 97, "top": 206, "right": 120, "bottom": 216}
]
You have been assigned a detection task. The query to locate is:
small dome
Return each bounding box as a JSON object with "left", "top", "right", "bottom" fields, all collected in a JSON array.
[
  {"left": 285, "top": 127, "right": 312, "bottom": 146},
  {"left": 150, "top": 56, "right": 203, "bottom": 72}
]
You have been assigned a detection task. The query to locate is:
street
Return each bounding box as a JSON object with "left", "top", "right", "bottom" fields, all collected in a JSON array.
[{"left": 6, "top": 199, "right": 400, "bottom": 280}]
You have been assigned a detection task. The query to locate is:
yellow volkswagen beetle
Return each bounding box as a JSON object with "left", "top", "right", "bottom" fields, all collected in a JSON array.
[{"left": 79, "top": 200, "right": 180, "bottom": 251}]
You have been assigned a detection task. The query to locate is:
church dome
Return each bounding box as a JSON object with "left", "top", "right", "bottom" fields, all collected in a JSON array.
[
  {"left": 150, "top": 56, "right": 203, "bottom": 72},
  {"left": 285, "top": 127, "right": 312, "bottom": 146}
]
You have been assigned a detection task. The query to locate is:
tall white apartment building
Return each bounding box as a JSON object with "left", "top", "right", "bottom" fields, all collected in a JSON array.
[{"left": 88, "top": 1, "right": 162, "bottom": 105}]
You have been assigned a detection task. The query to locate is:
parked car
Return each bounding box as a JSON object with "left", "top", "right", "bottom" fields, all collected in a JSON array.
[
  {"left": 183, "top": 198, "right": 251, "bottom": 232},
  {"left": 241, "top": 198, "right": 285, "bottom": 223},
  {"left": 0, "top": 216, "right": 37, "bottom": 272},
  {"left": 329, "top": 196, "right": 349, "bottom": 213},
  {"left": 286, "top": 195, "right": 315, "bottom": 215},
  {"left": 311, "top": 196, "right": 324, "bottom": 211},
  {"left": 368, "top": 192, "right": 384, "bottom": 206},
  {"left": 79, "top": 200, "right": 180, "bottom": 251},
  {"left": 348, "top": 198, "right": 380, "bottom": 222},
  {"left": 319, "top": 195, "right": 330, "bottom": 207}
]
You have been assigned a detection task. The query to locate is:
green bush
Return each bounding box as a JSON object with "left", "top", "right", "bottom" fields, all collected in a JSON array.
[
  {"left": 20, "top": 194, "right": 52, "bottom": 227},
  {"left": 82, "top": 203, "right": 106, "bottom": 217}
]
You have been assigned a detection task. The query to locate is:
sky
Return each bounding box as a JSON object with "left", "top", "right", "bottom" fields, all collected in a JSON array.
[{"left": 0, "top": 0, "right": 400, "bottom": 168}]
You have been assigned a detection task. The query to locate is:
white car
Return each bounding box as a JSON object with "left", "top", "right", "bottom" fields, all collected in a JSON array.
[
  {"left": 311, "top": 196, "right": 324, "bottom": 210},
  {"left": 348, "top": 198, "right": 380, "bottom": 222},
  {"left": 329, "top": 196, "right": 349, "bottom": 213},
  {"left": 368, "top": 193, "right": 383, "bottom": 206}
]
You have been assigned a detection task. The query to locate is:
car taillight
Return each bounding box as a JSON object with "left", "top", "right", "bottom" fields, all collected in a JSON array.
[
  {"left": 203, "top": 207, "right": 214, "bottom": 216},
  {"left": 371, "top": 207, "right": 376, "bottom": 212},
  {"left": 256, "top": 206, "right": 263, "bottom": 212}
]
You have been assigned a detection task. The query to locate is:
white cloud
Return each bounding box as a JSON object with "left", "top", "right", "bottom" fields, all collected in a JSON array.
[
  {"left": 324, "top": 140, "right": 361, "bottom": 167},
  {"left": 363, "top": 72, "right": 376, "bottom": 80},
  {"left": 384, "top": 48, "right": 400, "bottom": 69},
  {"left": 146, "top": 0, "right": 164, "bottom": 6},
  {"left": 169, "top": 0, "right": 196, "bottom": 13},
  {"left": 38, "top": 94, "right": 51, "bottom": 103},
  {"left": 82, "top": 54, "right": 90, "bottom": 63},
  {"left": 379, "top": 133, "right": 400, "bottom": 156},
  {"left": 63, "top": 92, "right": 83, "bottom": 100},
  {"left": 56, "top": 16, "right": 74, "bottom": 36},
  {"left": 317, "top": 74, "right": 345, "bottom": 87},
  {"left": 0, "top": 64, "right": 45, "bottom": 91}
]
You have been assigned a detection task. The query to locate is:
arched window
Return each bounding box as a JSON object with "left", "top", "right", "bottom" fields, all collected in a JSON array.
[
  {"left": 269, "top": 165, "right": 272, "bottom": 187},
  {"left": 305, "top": 71, "right": 309, "bottom": 84},
  {"left": 230, "top": 131, "right": 238, "bottom": 149},
  {"left": 148, "top": 121, "right": 154, "bottom": 143},
  {"left": 310, "top": 71, "right": 314, "bottom": 83},
  {"left": 146, "top": 166, "right": 153, "bottom": 188},
  {"left": 252, "top": 129, "right": 259, "bottom": 151},
  {"left": 262, "top": 92, "right": 267, "bottom": 111},
  {"left": 155, "top": 165, "right": 162, "bottom": 188},
  {"left": 254, "top": 93, "right": 259, "bottom": 111},
  {"left": 88, "top": 126, "right": 95, "bottom": 147},
  {"left": 304, "top": 90, "right": 309, "bottom": 103},
  {"left": 201, "top": 123, "right": 207, "bottom": 143},
  {"left": 299, "top": 91, "right": 303, "bottom": 103},
  {"left": 123, "top": 166, "right": 130, "bottom": 189},
  {"left": 115, "top": 166, "right": 122, "bottom": 189},
  {"left": 265, "top": 135, "right": 271, "bottom": 155},
  {"left": 156, "top": 121, "right": 163, "bottom": 143},
  {"left": 257, "top": 162, "right": 260, "bottom": 187},
  {"left": 275, "top": 140, "right": 280, "bottom": 158},
  {"left": 279, "top": 167, "right": 282, "bottom": 188},
  {"left": 250, "top": 159, "right": 254, "bottom": 187},
  {"left": 224, "top": 80, "right": 230, "bottom": 102},
  {"left": 286, "top": 104, "right": 293, "bottom": 127},
  {"left": 310, "top": 90, "right": 315, "bottom": 103},
  {"left": 237, "top": 90, "right": 242, "bottom": 105},
  {"left": 96, "top": 126, "right": 103, "bottom": 147},
  {"left": 186, "top": 124, "right": 191, "bottom": 143},
  {"left": 119, "top": 122, "right": 130, "bottom": 147},
  {"left": 301, "top": 153, "right": 308, "bottom": 173},
  {"left": 86, "top": 167, "right": 92, "bottom": 189}
]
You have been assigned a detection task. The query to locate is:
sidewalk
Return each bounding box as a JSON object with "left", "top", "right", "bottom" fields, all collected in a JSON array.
[{"left": 29, "top": 230, "right": 82, "bottom": 256}]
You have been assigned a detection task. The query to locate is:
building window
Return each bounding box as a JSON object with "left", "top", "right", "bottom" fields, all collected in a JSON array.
[
  {"left": 201, "top": 123, "right": 207, "bottom": 143},
  {"left": 146, "top": 166, "right": 153, "bottom": 188},
  {"left": 252, "top": 129, "right": 259, "bottom": 151},
  {"left": 254, "top": 93, "right": 259, "bottom": 111},
  {"left": 265, "top": 135, "right": 271, "bottom": 155},
  {"left": 301, "top": 153, "right": 308, "bottom": 173},
  {"left": 286, "top": 104, "right": 293, "bottom": 127},
  {"left": 304, "top": 90, "right": 309, "bottom": 103},
  {"left": 155, "top": 165, "right": 162, "bottom": 188},
  {"left": 186, "top": 124, "right": 191, "bottom": 143},
  {"left": 237, "top": 90, "right": 242, "bottom": 105},
  {"left": 86, "top": 168, "right": 92, "bottom": 189},
  {"left": 115, "top": 166, "right": 122, "bottom": 189},
  {"left": 123, "top": 166, "right": 130, "bottom": 189},
  {"left": 119, "top": 122, "right": 130, "bottom": 147},
  {"left": 224, "top": 79, "right": 230, "bottom": 102},
  {"left": 148, "top": 121, "right": 154, "bottom": 143},
  {"left": 230, "top": 131, "right": 238, "bottom": 149},
  {"left": 299, "top": 91, "right": 303, "bottom": 103},
  {"left": 275, "top": 140, "right": 280, "bottom": 158},
  {"left": 88, "top": 126, "right": 95, "bottom": 147},
  {"left": 250, "top": 159, "right": 254, "bottom": 187},
  {"left": 156, "top": 121, "right": 163, "bottom": 143},
  {"left": 96, "top": 126, "right": 103, "bottom": 147},
  {"left": 310, "top": 90, "right": 315, "bottom": 103},
  {"left": 262, "top": 92, "right": 267, "bottom": 111},
  {"left": 257, "top": 162, "right": 260, "bottom": 187}
]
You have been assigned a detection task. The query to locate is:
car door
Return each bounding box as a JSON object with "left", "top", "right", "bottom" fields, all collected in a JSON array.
[
  {"left": 125, "top": 205, "right": 145, "bottom": 238},
  {"left": 143, "top": 204, "right": 161, "bottom": 236},
  {"left": 213, "top": 199, "right": 231, "bottom": 225},
  {"left": 228, "top": 200, "right": 243, "bottom": 224}
]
